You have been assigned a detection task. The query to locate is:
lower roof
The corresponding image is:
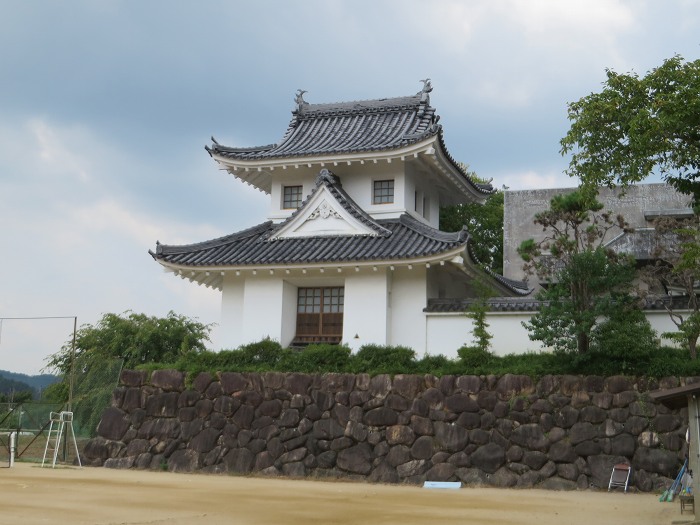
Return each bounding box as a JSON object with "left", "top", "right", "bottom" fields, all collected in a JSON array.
[{"left": 152, "top": 214, "right": 469, "bottom": 269}]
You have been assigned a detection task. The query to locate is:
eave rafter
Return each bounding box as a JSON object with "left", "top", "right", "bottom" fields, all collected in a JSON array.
[{"left": 211, "top": 137, "right": 443, "bottom": 195}]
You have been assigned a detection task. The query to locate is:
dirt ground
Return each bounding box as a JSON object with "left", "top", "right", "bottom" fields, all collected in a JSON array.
[{"left": 0, "top": 462, "right": 690, "bottom": 525}]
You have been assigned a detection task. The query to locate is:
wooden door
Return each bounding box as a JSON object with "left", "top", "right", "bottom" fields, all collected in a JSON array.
[{"left": 295, "top": 287, "right": 344, "bottom": 344}]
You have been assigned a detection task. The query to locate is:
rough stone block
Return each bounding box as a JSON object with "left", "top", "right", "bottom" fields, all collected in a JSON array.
[
  {"left": 97, "top": 407, "right": 131, "bottom": 441},
  {"left": 150, "top": 369, "right": 184, "bottom": 392},
  {"left": 470, "top": 443, "right": 505, "bottom": 474}
]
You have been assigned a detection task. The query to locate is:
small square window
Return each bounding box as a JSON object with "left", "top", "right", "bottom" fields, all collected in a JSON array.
[
  {"left": 283, "top": 185, "right": 303, "bottom": 209},
  {"left": 373, "top": 180, "right": 394, "bottom": 205}
]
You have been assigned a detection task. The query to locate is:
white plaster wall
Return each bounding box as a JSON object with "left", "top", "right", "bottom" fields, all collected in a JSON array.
[
  {"left": 268, "top": 169, "right": 315, "bottom": 223},
  {"left": 344, "top": 270, "right": 389, "bottom": 352},
  {"left": 220, "top": 275, "right": 245, "bottom": 349},
  {"left": 341, "top": 163, "right": 406, "bottom": 219},
  {"left": 241, "top": 276, "right": 286, "bottom": 344},
  {"left": 389, "top": 267, "right": 428, "bottom": 353},
  {"left": 404, "top": 164, "right": 440, "bottom": 228},
  {"left": 646, "top": 310, "right": 690, "bottom": 346},
  {"left": 426, "top": 310, "right": 693, "bottom": 358},
  {"left": 426, "top": 312, "right": 548, "bottom": 358},
  {"left": 280, "top": 280, "right": 298, "bottom": 347}
]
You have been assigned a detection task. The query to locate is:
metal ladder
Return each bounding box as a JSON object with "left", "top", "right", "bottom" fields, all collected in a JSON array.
[{"left": 42, "top": 411, "right": 82, "bottom": 468}]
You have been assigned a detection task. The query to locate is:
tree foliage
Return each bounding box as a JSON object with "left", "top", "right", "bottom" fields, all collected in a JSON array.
[
  {"left": 561, "top": 55, "right": 700, "bottom": 201},
  {"left": 518, "top": 190, "right": 637, "bottom": 354},
  {"left": 46, "top": 311, "right": 213, "bottom": 375},
  {"left": 644, "top": 215, "right": 700, "bottom": 358},
  {"left": 458, "top": 278, "right": 495, "bottom": 368},
  {"left": 441, "top": 165, "right": 504, "bottom": 274}
]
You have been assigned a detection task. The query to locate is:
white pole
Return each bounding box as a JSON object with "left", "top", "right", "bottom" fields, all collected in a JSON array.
[{"left": 9, "top": 431, "right": 16, "bottom": 468}]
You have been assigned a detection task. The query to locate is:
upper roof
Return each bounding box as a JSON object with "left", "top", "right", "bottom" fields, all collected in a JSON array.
[
  {"left": 208, "top": 91, "right": 438, "bottom": 160},
  {"left": 205, "top": 81, "right": 493, "bottom": 198}
]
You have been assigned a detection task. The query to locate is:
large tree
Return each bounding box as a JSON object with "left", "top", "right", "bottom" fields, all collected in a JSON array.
[
  {"left": 46, "top": 311, "right": 213, "bottom": 375},
  {"left": 644, "top": 215, "right": 700, "bottom": 358},
  {"left": 44, "top": 311, "right": 212, "bottom": 434},
  {"left": 561, "top": 55, "right": 700, "bottom": 201},
  {"left": 518, "top": 190, "right": 636, "bottom": 354}
]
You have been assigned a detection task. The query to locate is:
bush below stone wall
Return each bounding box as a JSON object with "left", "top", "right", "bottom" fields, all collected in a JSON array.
[{"left": 83, "top": 370, "right": 690, "bottom": 491}]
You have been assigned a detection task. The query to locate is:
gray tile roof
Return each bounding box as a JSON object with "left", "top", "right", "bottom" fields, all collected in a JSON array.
[
  {"left": 426, "top": 298, "right": 542, "bottom": 312},
  {"left": 205, "top": 87, "right": 493, "bottom": 195},
  {"left": 152, "top": 213, "right": 469, "bottom": 268},
  {"left": 425, "top": 295, "right": 683, "bottom": 313}
]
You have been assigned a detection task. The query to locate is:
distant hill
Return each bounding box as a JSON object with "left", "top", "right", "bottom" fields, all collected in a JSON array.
[{"left": 0, "top": 370, "right": 60, "bottom": 398}]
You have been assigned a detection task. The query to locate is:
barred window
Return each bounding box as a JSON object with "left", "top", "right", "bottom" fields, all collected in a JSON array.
[
  {"left": 373, "top": 180, "right": 394, "bottom": 204},
  {"left": 283, "top": 185, "right": 303, "bottom": 209},
  {"left": 297, "top": 287, "right": 344, "bottom": 314}
]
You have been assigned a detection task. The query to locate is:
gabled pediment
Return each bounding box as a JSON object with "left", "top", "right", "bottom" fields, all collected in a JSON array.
[{"left": 270, "top": 178, "right": 382, "bottom": 239}]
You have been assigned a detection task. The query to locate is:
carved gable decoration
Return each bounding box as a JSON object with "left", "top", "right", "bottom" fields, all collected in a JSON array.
[{"left": 271, "top": 184, "right": 379, "bottom": 239}]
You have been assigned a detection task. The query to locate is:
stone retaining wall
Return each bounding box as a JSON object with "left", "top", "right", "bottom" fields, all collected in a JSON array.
[{"left": 84, "top": 370, "right": 690, "bottom": 491}]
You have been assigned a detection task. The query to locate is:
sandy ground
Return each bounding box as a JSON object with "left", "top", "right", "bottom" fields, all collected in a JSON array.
[{"left": 0, "top": 462, "right": 690, "bottom": 525}]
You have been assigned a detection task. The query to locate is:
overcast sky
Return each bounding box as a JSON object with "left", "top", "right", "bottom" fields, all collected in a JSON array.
[{"left": 1, "top": 0, "right": 698, "bottom": 375}]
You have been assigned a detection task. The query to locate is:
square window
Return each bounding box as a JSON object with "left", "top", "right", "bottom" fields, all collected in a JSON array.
[
  {"left": 283, "top": 185, "right": 303, "bottom": 209},
  {"left": 373, "top": 180, "right": 394, "bottom": 205}
]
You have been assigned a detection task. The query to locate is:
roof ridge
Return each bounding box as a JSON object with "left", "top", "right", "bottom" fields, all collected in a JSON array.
[{"left": 297, "top": 94, "right": 424, "bottom": 115}]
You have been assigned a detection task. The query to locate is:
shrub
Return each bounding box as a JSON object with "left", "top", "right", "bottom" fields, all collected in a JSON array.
[
  {"left": 458, "top": 345, "right": 495, "bottom": 371},
  {"left": 284, "top": 344, "right": 352, "bottom": 373},
  {"left": 415, "top": 353, "right": 461, "bottom": 375},
  {"left": 235, "top": 338, "right": 288, "bottom": 369},
  {"left": 351, "top": 345, "right": 417, "bottom": 375}
]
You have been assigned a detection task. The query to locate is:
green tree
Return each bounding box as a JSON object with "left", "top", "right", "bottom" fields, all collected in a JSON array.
[
  {"left": 457, "top": 277, "right": 495, "bottom": 369},
  {"left": 561, "top": 55, "right": 700, "bottom": 201},
  {"left": 46, "top": 311, "right": 213, "bottom": 375},
  {"left": 441, "top": 165, "right": 504, "bottom": 274},
  {"left": 44, "top": 311, "right": 212, "bottom": 436},
  {"left": 518, "top": 191, "right": 637, "bottom": 354},
  {"left": 644, "top": 214, "right": 700, "bottom": 358}
]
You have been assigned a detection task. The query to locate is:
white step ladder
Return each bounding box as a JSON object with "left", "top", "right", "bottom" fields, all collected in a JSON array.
[{"left": 42, "top": 411, "right": 82, "bottom": 468}]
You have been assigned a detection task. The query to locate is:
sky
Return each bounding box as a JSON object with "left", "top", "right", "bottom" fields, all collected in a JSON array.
[{"left": 1, "top": 0, "right": 699, "bottom": 375}]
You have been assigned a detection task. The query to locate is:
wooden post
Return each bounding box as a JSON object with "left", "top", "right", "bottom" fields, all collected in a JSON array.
[{"left": 688, "top": 395, "right": 700, "bottom": 520}]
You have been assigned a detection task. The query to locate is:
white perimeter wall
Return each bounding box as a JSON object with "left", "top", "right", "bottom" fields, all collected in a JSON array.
[
  {"left": 426, "top": 310, "right": 689, "bottom": 359},
  {"left": 426, "top": 312, "right": 547, "bottom": 358}
]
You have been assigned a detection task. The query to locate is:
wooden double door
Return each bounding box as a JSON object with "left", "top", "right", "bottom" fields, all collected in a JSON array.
[{"left": 294, "top": 287, "right": 344, "bottom": 344}]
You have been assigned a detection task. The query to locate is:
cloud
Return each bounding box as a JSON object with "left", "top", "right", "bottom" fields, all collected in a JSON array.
[
  {"left": 396, "top": 0, "right": 637, "bottom": 108},
  {"left": 31, "top": 119, "right": 93, "bottom": 182},
  {"left": 499, "top": 168, "right": 574, "bottom": 191}
]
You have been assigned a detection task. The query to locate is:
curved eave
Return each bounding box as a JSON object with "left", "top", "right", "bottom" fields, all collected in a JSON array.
[
  {"left": 208, "top": 135, "right": 486, "bottom": 200},
  {"left": 424, "top": 140, "right": 490, "bottom": 205},
  {"left": 155, "top": 244, "right": 468, "bottom": 291}
]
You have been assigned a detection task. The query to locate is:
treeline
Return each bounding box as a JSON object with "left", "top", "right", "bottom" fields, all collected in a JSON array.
[
  {"left": 140, "top": 339, "right": 700, "bottom": 379},
  {"left": 0, "top": 371, "right": 60, "bottom": 402},
  {"left": 0, "top": 375, "right": 34, "bottom": 402}
]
